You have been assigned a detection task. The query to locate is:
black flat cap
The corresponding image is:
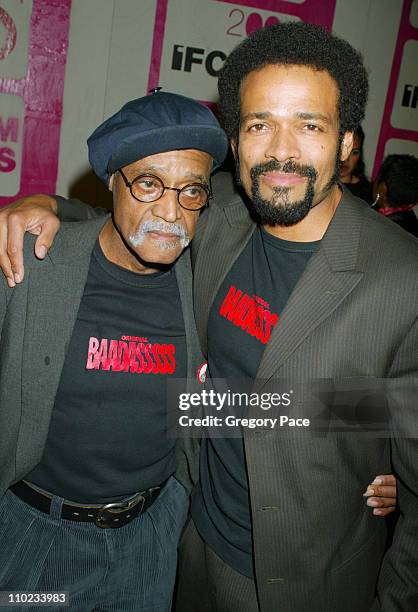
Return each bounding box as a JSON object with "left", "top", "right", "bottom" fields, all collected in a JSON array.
[{"left": 88, "top": 90, "right": 229, "bottom": 184}]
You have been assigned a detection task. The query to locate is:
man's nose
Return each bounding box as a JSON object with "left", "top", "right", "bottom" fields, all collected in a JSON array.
[
  {"left": 264, "top": 127, "right": 300, "bottom": 162},
  {"left": 152, "top": 189, "right": 181, "bottom": 223}
]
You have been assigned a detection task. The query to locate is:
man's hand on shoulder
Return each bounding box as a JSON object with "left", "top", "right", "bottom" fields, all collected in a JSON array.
[{"left": 0, "top": 194, "right": 60, "bottom": 287}]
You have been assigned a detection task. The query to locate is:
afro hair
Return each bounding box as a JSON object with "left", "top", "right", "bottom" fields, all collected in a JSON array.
[{"left": 218, "top": 22, "right": 368, "bottom": 141}]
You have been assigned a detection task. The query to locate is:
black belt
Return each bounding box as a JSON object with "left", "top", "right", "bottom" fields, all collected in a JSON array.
[{"left": 10, "top": 480, "right": 163, "bottom": 529}]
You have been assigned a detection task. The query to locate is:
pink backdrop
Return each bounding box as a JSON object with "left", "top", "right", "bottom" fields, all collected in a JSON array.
[
  {"left": 1, "top": 0, "right": 417, "bottom": 204},
  {"left": 148, "top": 0, "right": 337, "bottom": 93},
  {"left": 0, "top": 0, "right": 71, "bottom": 206},
  {"left": 372, "top": 0, "right": 418, "bottom": 176}
]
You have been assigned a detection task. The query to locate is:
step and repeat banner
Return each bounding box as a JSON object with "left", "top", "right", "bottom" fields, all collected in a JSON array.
[
  {"left": 0, "top": 0, "right": 71, "bottom": 204},
  {"left": 0, "top": 0, "right": 417, "bottom": 205},
  {"left": 146, "top": 0, "right": 336, "bottom": 104}
]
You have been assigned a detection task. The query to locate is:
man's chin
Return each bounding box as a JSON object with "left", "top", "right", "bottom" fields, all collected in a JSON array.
[
  {"left": 251, "top": 196, "right": 312, "bottom": 227},
  {"left": 259, "top": 180, "right": 306, "bottom": 200},
  {"left": 135, "top": 244, "right": 184, "bottom": 266}
]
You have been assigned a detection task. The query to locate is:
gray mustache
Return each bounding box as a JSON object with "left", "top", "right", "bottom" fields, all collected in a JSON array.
[
  {"left": 129, "top": 220, "right": 190, "bottom": 250},
  {"left": 141, "top": 220, "right": 188, "bottom": 238}
]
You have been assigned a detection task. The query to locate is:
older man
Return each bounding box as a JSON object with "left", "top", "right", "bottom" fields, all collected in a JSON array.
[{"left": 0, "top": 90, "right": 227, "bottom": 611}]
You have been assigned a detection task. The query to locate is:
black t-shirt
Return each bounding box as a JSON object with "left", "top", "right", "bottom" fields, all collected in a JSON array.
[
  {"left": 191, "top": 227, "right": 319, "bottom": 577},
  {"left": 28, "top": 241, "right": 187, "bottom": 503}
]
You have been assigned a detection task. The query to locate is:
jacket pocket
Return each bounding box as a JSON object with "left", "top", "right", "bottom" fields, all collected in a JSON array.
[{"left": 329, "top": 529, "right": 386, "bottom": 612}]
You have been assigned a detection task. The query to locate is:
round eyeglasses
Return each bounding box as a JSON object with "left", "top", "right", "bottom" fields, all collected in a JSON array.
[{"left": 118, "top": 169, "right": 211, "bottom": 211}]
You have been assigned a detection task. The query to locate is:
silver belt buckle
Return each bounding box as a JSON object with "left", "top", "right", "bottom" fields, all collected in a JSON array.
[{"left": 95, "top": 495, "right": 145, "bottom": 528}]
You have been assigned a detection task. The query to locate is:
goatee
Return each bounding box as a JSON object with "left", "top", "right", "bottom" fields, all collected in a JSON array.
[
  {"left": 234, "top": 141, "right": 342, "bottom": 227},
  {"left": 250, "top": 159, "right": 317, "bottom": 226}
]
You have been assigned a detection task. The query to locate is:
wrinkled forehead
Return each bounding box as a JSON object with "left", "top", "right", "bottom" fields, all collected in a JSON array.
[
  {"left": 121, "top": 149, "right": 213, "bottom": 180},
  {"left": 235, "top": 65, "right": 342, "bottom": 143}
]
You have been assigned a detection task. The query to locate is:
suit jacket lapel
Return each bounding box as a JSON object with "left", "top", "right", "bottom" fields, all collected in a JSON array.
[
  {"left": 193, "top": 196, "right": 255, "bottom": 355},
  {"left": 174, "top": 248, "right": 204, "bottom": 384},
  {"left": 18, "top": 218, "right": 108, "bottom": 476},
  {"left": 255, "top": 190, "right": 366, "bottom": 386}
]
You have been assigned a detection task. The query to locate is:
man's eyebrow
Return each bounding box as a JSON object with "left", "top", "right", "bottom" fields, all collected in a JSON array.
[
  {"left": 240, "top": 111, "right": 332, "bottom": 124},
  {"left": 183, "top": 173, "right": 208, "bottom": 184},
  {"left": 240, "top": 111, "right": 272, "bottom": 123},
  {"left": 131, "top": 166, "right": 208, "bottom": 184},
  {"left": 295, "top": 112, "right": 331, "bottom": 123}
]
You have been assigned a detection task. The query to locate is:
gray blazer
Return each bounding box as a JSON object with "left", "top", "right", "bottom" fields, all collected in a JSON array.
[
  {"left": 0, "top": 216, "right": 202, "bottom": 498},
  {"left": 191, "top": 174, "right": 418, "bottom": 612}
]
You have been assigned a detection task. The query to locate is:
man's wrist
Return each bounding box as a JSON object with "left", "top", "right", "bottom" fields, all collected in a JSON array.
[{"left": 46, "top": 194, "right": 58, "bottom": 215}]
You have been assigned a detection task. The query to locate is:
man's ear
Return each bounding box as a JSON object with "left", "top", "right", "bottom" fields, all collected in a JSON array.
[
  {"left": 108, "top": 174, "right": 115, "bottom": 192},
  {"left": 340, "top": 131, "right": 354, "bottom": 162},
  {"left": 230, "top": 138, "right": 238, "bottom": 160}
]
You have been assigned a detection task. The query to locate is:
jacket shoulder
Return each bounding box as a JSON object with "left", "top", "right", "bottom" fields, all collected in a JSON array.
[
  {"left": 211, "top": 170, "right": 243, "bottom": 209},
  {"left": 23, "top": 216, "right": 110, "bottom": 270}
]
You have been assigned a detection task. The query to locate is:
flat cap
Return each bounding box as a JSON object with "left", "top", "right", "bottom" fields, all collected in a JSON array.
[{"left": 88, "top": 90, "right": 229, "bottom": 184}]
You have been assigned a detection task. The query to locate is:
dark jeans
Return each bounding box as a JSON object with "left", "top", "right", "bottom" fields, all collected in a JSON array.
[
  {"left": 0, "top": 476, "right": 188, "bottom": 612},
  {"left": 175, "top": 519, "right": 260, "bottom": 612}
]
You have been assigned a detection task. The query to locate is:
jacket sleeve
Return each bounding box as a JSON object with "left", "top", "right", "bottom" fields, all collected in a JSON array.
[
  {"left": 375, "top": 316, "right": 418, "bottom": 611},
  {"left": 55, "top": 196, "right": 108, "bottom": 221}
]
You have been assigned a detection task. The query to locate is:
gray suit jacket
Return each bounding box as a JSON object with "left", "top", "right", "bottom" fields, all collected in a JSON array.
[
  {"left": 191, "top": 174, "right": 418, "bottom": 612},
  {"left": 0, "top": 216, "right": 202, "bottom": 499}
]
